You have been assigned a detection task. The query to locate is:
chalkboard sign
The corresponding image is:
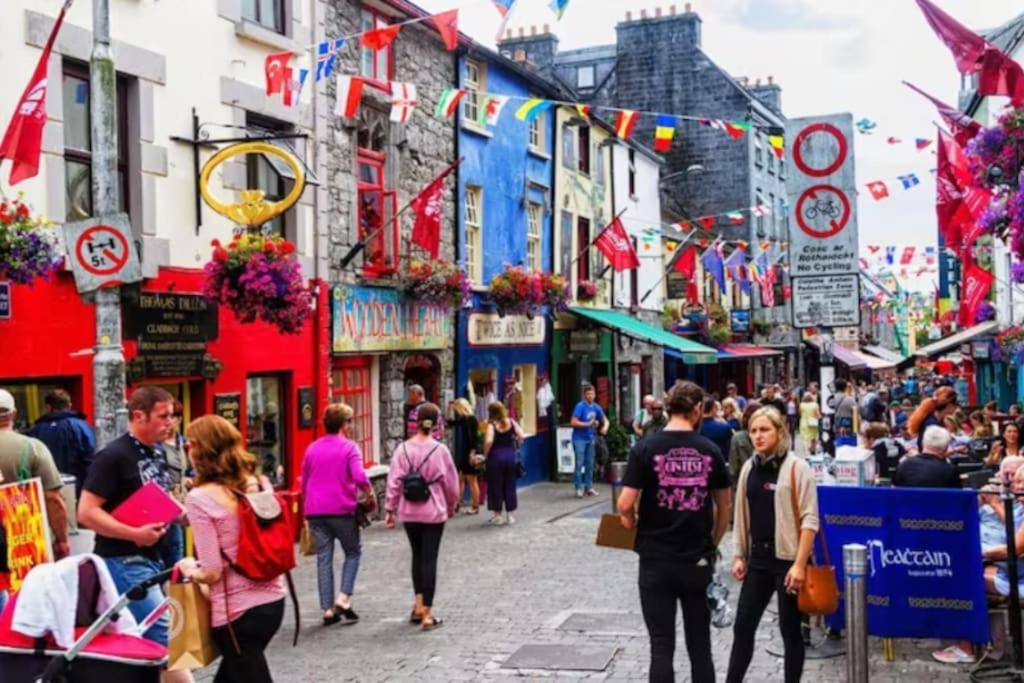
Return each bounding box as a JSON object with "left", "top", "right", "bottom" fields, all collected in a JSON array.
[
  {"left": 666, "top": 272, "right": 687, "bottom": 300},
  {"left": 297, "top": 386, "right": 315, "bottom": 429},
  {"left": 214, "top": 392, "right": 241, "bottom": 429}
]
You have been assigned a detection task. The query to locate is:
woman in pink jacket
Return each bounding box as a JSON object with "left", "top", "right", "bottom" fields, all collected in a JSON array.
[{"left": 385, "top": 402, "right": 459, "bottom": 631}]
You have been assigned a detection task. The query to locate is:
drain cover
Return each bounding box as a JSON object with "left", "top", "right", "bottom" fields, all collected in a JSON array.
[
  {"left": 557, "top": 612, "right": 644, "bottom": 636},
  {"left": 502, "top": 644, "right": 616, "bottom": 671}
]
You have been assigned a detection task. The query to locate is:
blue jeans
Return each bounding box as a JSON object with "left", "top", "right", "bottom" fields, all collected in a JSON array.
[
  {"left": 104, "top": 555, "right": 168, "bottom": 645},
  {"left": 309, "top": 516, "right": 362, "bottom": 611},
  {"left": 573, "top": 439, "right": 595, "bottom": 492},
  {"left": 159, "top": 524, "right": 185, "bottom": 570}
]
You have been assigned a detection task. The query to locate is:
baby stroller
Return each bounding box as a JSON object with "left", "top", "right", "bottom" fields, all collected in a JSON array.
[{"left": 0, "top": 560, "right": 170, "bottom": 682}]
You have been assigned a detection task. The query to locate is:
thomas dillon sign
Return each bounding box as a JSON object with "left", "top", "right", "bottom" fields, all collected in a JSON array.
[
  {"left": 468, "top": 313, "right": 545, "bottom": 347},
  {"left": 331, "top": 285, "right": 450, "bottom": 353}
]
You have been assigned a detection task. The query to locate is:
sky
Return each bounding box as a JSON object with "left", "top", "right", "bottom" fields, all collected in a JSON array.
[{"left": 413, "top": 0, "right": 1024, "bottom": 291}]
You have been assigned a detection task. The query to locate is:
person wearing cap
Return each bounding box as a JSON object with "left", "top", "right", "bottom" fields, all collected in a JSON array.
[{"left": 0, "top": 389, "right": 71, "bottom": 567}]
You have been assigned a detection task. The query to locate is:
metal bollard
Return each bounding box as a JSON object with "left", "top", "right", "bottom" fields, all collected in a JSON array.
[
  {"left": 844, "top": 543, "right": 869, "bottom": 683},
  {"left": 609, "top": 461, "right": 628, "bottom": 512}
]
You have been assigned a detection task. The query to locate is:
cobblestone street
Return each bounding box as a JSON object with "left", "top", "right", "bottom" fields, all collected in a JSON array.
[{"left": 193, "top": 483, "right": 972, "bottom": 682}]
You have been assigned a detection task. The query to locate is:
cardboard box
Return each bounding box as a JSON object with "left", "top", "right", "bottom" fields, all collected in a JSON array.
[
  {"left": 833, "top": 446, "right": 876, "bottom": 486},
  {"left": 595, "top": 513, "right": 637, "bottom": 551}
]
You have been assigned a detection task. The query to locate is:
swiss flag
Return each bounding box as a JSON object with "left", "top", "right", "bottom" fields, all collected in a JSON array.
[
  {"left": 0, "top": 5, "right": 68, "bottom": 185},
  {"left": 593, "top": 218, "right": 639, "bottom": 271},
  {"left": 866, "top": 181, "right": 889, "bottom": 200}
]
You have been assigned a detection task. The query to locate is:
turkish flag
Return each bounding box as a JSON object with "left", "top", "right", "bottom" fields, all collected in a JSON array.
[
  {"left": 594, "top": 218, "right": 639, "bottom": 271},
  {"left": 960, "top": 261, "right": 994, "bottom": 327},
  {"left": 0, "top": 5, "right": 68, "bottom": 185},
  {"left": 362, "top": 24, "right": 402, "bottom": 51},
  {"left": 431, "top": 10, "right": 459, "bottom": 51},
  {"left": 410, "top": 160, "right": 460, "bottom": 258},
  {"left": 265, "top": 51, "right": 292, "bottom": 95}
]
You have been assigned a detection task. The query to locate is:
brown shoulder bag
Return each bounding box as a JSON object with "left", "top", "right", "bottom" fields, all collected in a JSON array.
[{"left": 789, "top": 464, "right": 839, "bottom": 616}]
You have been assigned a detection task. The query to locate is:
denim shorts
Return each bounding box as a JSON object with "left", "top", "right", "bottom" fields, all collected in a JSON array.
[{"left": 104, "top": 555, "right": 169, "bottom": 646}]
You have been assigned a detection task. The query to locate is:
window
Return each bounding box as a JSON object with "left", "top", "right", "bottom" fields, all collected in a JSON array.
[
  {"left": 755, "top": 190, "right": 765, "bottom": 237},
  {"left": 577, "top": 216, "right": 591, "bottom": 286},
  {"left": 242, "top": 0, "right": 285, "bottom": 34},
  {"left": 628, "top": 149, "right": 637, "bottom": 197},
  {"left": 465, "top": 186, "right": 483, "bottom": 284},
  {"left": 561, "top": 124, "right": 576, "bottom": 170},
  {"left": 527, "top": 202, "right": 542, "bottom": 271},
  {"left": 768, "top": 151, "right": 776, "bottom": 175},
  {"left": 246, "top": 374, "right": 287, "bottom": 486},
  {"left": 331, "top": 358, "right": 374, "bottom": 465},
  {"left": 769, "top": 192, "right": 776, "bottom": 238},
  {"left": 577, "top": 65, "right": 596, "bottom": 89},
  {"left": 779, "top": 156, "right": 787, "bottom": 179},
  {"left": 246, "top": 112, "right": 296, "bottom": 238},
  {"left": 578, "top": 125, "right": 591, "bottom": 175},
  {"left": 593, "top": 142, "right": 605, "bottom": 187},
  {"left": 559, "top": 210, "right": 573, "bottom": 278},
  {"left": 630, "top": 236, "right": 639, "bottom": 308},
  {"left": 754, "top": 135, "right": 764, "bottom": 167},
  {"left": 529, "top": 116, "right": 543, "bottom": 152},
  {"left": 464, "top": 60, "right": 483, "bottom": 124},
  {"left": 0, "top": 378, "right": 80, "bottom": 432},
  {"left": 359, "top": 8, "right": 393, "bottom": 84},
  {"left": 357, "top": 149, "right": 398, "bottom": 277},
  {"left": 62, "top": 61, "right": 130, "bottom": 222}
]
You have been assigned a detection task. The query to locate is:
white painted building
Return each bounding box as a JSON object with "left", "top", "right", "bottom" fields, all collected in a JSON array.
[{"left": 610, "top": 139, "right": 664, "bottom": 313}]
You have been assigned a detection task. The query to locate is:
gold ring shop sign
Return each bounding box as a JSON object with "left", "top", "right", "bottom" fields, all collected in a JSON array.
[{"left": 199, "top": 142, "right": 306, "bottom": 228}]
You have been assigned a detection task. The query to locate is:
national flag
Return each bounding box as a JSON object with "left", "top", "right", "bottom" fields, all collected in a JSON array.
[
  {"left": 615, "top": 110, "right": 639, "bottom": 139},
  {"left": 362, "top": 24, "right": 402, "bottom": 51},
  {"left": 698, "top": 216, "right": 715, "bottom": 230},
  {"left": 903, "top": 81, "right": 981, "bottom": 146},
  {"left": 575, "top": 104, "right": 591, "bottom": 119},
  {"left": 549, "top": 0, "right": 570, "bottom": 20},
  {"left": 315, "top": 38, "right": 345, "bottom": 82},
  {"left": 867, "top": 245, "right": 880, "bottom": 255},
  {"left": 724, "top": 248, "right": 751, "bottom": 294},
  {"left": 434, "top": 88, "right": 466, "bottom": 119},
  {"left": 265, "top": 51, "right": 293, "bottom": 96},
  {"left": 752, "top": 206, "right": 771, "bottom": 217},
  {"left": 478, "top": 95, "right": 510, "bottom": 126},
  {"left": 727, "top": 211, "right": 745, "bottom": 225},
  {"left": 702, "top": 244, "right": 727, "bottom": 293},
  {"left": 286, "top": 62, "right": 310, "bottom": 108},
  {"left": 866, "top": 181, "right": 890, "bottom": 200},
  {"left": 900, "top": 246, "right": 915, "bottom": 265},
  {"left": 768, "top": 134, "right": 784, "bottom": 159},
  {"left": 0, "top": 3, "right": 68, "bottom": 184},
  {"left": 493, "top": 0, "right": 517, "bottom": 16},
  {"left": 594, "top": 218, "right": 640, "bottom": 271},
  {"left": 855, "top": 118, "right": 877, "bottom": 134},
  {"left": 431, "top": 10, "right": 459, "bottom": 51},
  {"left": 673, "top": 245, "right": 700, "bottom": 303},
  {"left": 389, "top": 82, "right": 417, "bottom": 123},
  {"left": 925, "top": 246, "right": 937, "bottom": 265},
  {"left": 334, "top": 75, "right": 365, "bottom": 118},
  {"left": 411, "top": 160, "right": 461, "bottom": 258},
  {"left": 886, "top": 136, "right": 902, "bottom": 144},
  {"left": 915, "top": 138, "right": 932, "bottom": 150},
  {"left": 885, "top": 246, "right": 896, "bottom": 264},
  {"left": 723, "top": 121, "right": 749, "bottom": 139},
  {"left": 653, "top": 114, "right": 676, "bottom": 153},
  {"left": 898, "top": 173, "right": 920, "bottom": 189},
  {"left": 515, "top": 98, "right": 552, "bottom": 122}
]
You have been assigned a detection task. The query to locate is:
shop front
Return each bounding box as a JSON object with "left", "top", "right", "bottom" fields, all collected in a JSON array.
[
  {"left": 457, "top": 306, "right": 551, "bottom": 484},
  {"left": 330, "top": 284, "right": 454, "bottom": 464}
]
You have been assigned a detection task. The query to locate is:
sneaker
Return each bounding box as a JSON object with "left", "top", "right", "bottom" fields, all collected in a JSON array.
[
  {"left": 338, "top": 606, "right": 360, "bottom": 625},
  {"left": 506, "top": 514, "right": 516, "bottom": 525},
  {"left": 585, "top": 489, "right": 599, "bottom": 497},
  {"left": 488, "top": 515, "right": 505, "bottom": 526},
  {"left": 575, "top": 490, "right": 584, "bottom": 498},
  {"left": 931, "top": 645, "right": 975, "bottom": 664}
]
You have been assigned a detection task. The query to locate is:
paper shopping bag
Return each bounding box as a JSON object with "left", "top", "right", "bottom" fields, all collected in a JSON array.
[
  {"left": 595, "top": 513, "right": 637, "bottom": 551},
  {"left": 168, "top": 580, "right": 220, "bottom": 671},
  {"left": 300, "top": 521, "right": 316, "bottom": 557}
]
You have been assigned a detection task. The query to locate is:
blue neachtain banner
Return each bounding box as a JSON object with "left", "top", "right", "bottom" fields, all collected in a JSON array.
[{"left": 817, "top": 486, "right": 989, "bottom": 641}]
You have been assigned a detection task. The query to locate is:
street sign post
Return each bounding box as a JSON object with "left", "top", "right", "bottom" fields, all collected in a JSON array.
[{"left": 63, "top": 213, "right": 142, "bottom": 293}]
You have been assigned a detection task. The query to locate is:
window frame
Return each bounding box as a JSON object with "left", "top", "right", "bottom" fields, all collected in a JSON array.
[
  {"left": 627, "top": 149, "right": 637, "bottom": 198},
  {"left": 242, "top": 0, "right": 286, "bottom": 35},
  {"left": 527, "top": 202, "right": 542, "bottom": 272},
  {"left": 576, "top": 216, "right": 591, "bottom": 286},
  {"left": 465, "top": 185, "right": 483, "bottom": 284},
  {"left": 464, "top": 59, "right": 483, "bottom": 125},
  {"left": 561, "top": 123, "right": 576, "bottom": 170},
  {"left": 245, "top": 111, "right": 296, "bottom": 238},
  {"left": 577, "top": 64, "right": 596, "bottom": 89},
  {"left": 359, "top": 7, "right": 394, "bottom": 87},
  {"left": 357, "top": 147, "right": 398, "bottom": 278},
  {"left": 577, "top": 125, "right": 591, "bottom": 176},
  {"left": 331, "top": 357, "right": 374, "bottom": 465},
  {"left": 528, "top": 115, "right": 543, "bottom": 152}
]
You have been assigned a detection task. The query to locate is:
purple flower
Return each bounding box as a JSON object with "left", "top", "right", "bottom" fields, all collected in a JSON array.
[
  {"left": 975, "top": 301, "right": 996, "bottom": 323},
  {"left": 1012, "top": 261, "right": 1024, "bottom": 283}
]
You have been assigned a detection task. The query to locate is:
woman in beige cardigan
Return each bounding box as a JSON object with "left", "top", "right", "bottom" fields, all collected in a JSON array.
[{"left": 726, "top": 406, "right": 819, "bottom": 683}]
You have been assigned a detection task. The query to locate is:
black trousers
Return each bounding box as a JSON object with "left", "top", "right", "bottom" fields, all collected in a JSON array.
[
  {"left": 404, "top": 522, "right": 445, "bottom": 607},
  {"left": 726, "top": 558, "right": 804, "bottom": 683},
  {"left": 211, "top": 598, "right": 285, "bottom": 683},
  {"left": 638, "top": 558, "right": 715, "bottom": 683}
]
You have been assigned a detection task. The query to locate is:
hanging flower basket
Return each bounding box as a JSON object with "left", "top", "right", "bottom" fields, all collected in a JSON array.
[
  {"left": 402, "top": 259, "right": 470, "bottom": 309},
  {"left": 577, "top": 279, "right": 599, "bottom": 302},
  {"left": 537, "top": 272, "right": 570, "bottom": 315},
  {"left": 0, "top": 197, "right": 62, "bottom": 284},
  {"left": 202, "top": 233, "right": 313, "bottom": 334},
  {"left": 488, "top": 264, "right": 539, "bottom": 317},
  {"left": 997, "top": 324, "right": 1024, "bottom": 365}
]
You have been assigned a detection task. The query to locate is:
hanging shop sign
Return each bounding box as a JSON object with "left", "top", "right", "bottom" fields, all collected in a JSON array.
[
  {"left": 214, "top": 393, "right": 241, "bottom": 429},
  {"left": 468, "top": 312, "right": 546, "bottom": 347},
  {"left": 0, "top": 282, "right": 9, "bottom": 320},
  {"left": 569, "top": 329, "right": 600, "bottom": 354},
  {"left": 124, "top": 292, "right": 219, "bottom": 342},
  {"left": 331, "top": 284, "right": 450, "bottom": 353},
  {"left": 63, "top": 213, "right": 143, "bottom": 293},
  {"left": 791, "top": 274, "right": 860, "bottom": 329}
]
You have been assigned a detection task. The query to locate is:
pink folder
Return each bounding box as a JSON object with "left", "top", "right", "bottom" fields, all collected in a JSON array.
[{"left": 111, "top": 481, "right": 184, "bottom": 528}]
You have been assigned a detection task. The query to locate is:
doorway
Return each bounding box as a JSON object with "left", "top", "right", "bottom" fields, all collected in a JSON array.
[
  {"left": 404, "top": 355, "right": 440, "bottom": 403},
  {"left": 246, "top": 374, "right": 287, "bottom": 486}
]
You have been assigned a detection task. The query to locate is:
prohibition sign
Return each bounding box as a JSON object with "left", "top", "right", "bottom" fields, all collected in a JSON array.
[
  {"left": 75, "top": 225, "right": 130, "bottom": 276},
  {"left": 796, "top": 184, "right": 850, "bottom": 239},
  {"left": 793, "top": 122, "right": 848, "bottom": 177}
]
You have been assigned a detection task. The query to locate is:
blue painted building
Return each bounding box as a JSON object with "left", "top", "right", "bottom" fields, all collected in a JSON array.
[{"left": 455, "top": 47, "right": 563, "bottom": 484}]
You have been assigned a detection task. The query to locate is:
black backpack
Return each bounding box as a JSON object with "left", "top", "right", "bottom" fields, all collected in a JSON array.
[{"left": 401, "top": 444, "right": 441, "bottom": 503}]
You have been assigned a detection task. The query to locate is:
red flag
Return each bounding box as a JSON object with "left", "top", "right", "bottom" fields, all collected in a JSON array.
[
  {"left": 914, "top": 0, "right": 987, "bottom": 73},
  {"left": 410, "top": 160, "right": 461, "bottom": 258},
  {"left": 431, "top": 10, "right": 459, "bottom": 51},
  {"left": 952, "top": 186, "right": 994, "bottom": 253},
  {"left": 903, "top": 81, "right": 981, "bottom": 146},
  {"left": 866, "top": 181, "right": 889, "bottom": 200},
  {"left": 960, "top": 261, "right": 994, "bottom": 327},
  {"left": 979, "top": 48, "right": 1024, "bottom": 105},
  {"left": 362, "top": 24, "right": 402, "bottom": 51},
  {"left": 265, "top": 51, "right": 292, "bottom": 95},
  {"left": 673, "top": 245, "right": 700, "bottom": 303},
  {"left": 698, "top": 216, "right": 715, "bottom": 230},
  {"left": 0, "top": 4, "right": 68, "bottom": 185},
  {"left": 593, "top": 218, "right": 639, "bottom": 271},
  {"left": 900, "top": 247, "right": 915, "bottom": 265}
]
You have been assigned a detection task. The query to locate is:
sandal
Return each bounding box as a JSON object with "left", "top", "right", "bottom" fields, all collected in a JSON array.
[
  {"left": 421, "top": 616, "right": 444, "bottom": 631},
  {"left": 409, "top": 609, "right": 423, "bottom": 624}
]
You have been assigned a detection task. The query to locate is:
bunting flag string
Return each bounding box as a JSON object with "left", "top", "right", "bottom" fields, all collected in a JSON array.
[{"left": 549, "top": 0, "right": 571, "bottom": 21}]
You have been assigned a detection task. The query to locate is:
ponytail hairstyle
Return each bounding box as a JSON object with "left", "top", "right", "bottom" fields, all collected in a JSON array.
[{"left": 416, "top": 402, "right": 440, "bottom": 436}]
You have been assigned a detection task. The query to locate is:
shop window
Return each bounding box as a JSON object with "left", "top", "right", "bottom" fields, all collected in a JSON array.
[
  {"left": 470, "top": 368, "right": 498, "bottom": 423},
  {"left": 577, "top": 125, "right": 591, "bottom": 176},
  {"left": 465, "top": 186, "right": 483, "bottom": 284},
  {"left": 1, "top": 379, "right": 81, "bottom": 433},
  {"left": 242, "top": 0, "right": 285, "bottom": 34},
  {"left": 527, "top": 202, "right": 542, "bottom": 272},
  {"left": 510, "top": 365, "right": 537, "bottom": 435},
  {"left": 246, "top": 374, "right": 286, "bottom": 487},
  {"left": 529, "top": 115, "right": 543, "bottom": 152},
  {"left": 359, "top": 7, "right": 393, "bottom": 85},
  {"left": 464, "top": 59, "right": 484, "bottom": 125},
  {"left": 576, "top": 217, "right": 591, "bottom": 286},
  {"left": 357, "top": 147, "right": 397, "bottom": 278},
  {"left": 246, "top": 112, "right": 298, "bottom": 238},
  {"left": 62, "top": 61, "right": 130, "bottom": 222},
  {"left": 331, "top": 359, "right": 374, "bottom": 466}
]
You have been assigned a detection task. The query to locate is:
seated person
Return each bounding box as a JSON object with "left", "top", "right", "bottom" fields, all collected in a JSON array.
[
  {"left": 862, "top": 422, "right": 906, "bottom": 483},
  {"left": 893, "top": 426, "right": 960, "bottom": 489}
]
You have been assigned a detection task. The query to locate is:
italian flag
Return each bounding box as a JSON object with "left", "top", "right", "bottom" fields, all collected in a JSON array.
[
  {"left": 434, "top": 88, "right": 466, "bottom": 119},
  {"left": 727, "top": 211, "right": 745, "bottom": 224}
]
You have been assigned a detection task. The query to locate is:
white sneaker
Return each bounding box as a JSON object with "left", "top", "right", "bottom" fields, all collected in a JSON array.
[
  {"left": 931, "top": 645, "right": 976, "bottom": 664},
  {"left": 506, "top": 514, "right": 516, "bottom": 525},
  {"left": 488, "top": 515, "right": 505, "bottom": 526},
  {"left": 575, "top": 490, "right": 583, "bottom": 498}
]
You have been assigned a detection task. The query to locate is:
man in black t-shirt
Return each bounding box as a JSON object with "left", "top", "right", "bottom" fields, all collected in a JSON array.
[
  {"left": 78, "top": 386, "right": 187, "bottom": 680},
  {"left": 618, "top": 381, "right": 732, "bottom": 682}
]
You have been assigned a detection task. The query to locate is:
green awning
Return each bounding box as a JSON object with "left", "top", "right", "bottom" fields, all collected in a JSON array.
[{"left": 569, "top": 307, "right": 718, "bottom": 365}]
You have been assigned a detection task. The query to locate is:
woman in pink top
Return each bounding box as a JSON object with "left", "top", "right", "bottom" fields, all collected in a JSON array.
[
  {"left": 385, "top": 402, "right": 459, "bottom": 631},
  {"left": 175, "top": 415, "right": 286, "bottom": 683}
]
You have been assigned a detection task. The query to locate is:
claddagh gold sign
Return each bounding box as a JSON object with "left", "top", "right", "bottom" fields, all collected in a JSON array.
[{"left": 199, "top": 142, "right": 306, "bottom": 228}]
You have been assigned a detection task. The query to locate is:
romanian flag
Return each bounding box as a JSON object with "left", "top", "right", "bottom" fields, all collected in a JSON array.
[
  {"left": 615, "top": 109, "right": 639, "bottom": 139},
  {"left": 727, "top": 211, "right": 745, "bottom": 225},
  {"left": 653, "top": 115, "right": 676, "bottom": 153},
  {"left": 768, "top": 134, "right": 784, "bottom": 159},
  {"left": 515, "top": 98, "right": 552, "bottom": 122}
]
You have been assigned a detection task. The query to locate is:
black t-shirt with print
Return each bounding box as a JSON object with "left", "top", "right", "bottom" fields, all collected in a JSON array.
[
  {"left": 622, "top": 430, "right": 731, "bottom": 562},
  {"left": 83, "top": 433, "right": 173, "bottom": 559}
]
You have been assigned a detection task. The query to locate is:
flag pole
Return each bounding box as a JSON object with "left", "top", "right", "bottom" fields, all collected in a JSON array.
[
  {"left": 640, "top": 228, "right": 697, "bottom": 303},
  {"left": 567, "top": 209, "right": 628, "bottom": 273}
]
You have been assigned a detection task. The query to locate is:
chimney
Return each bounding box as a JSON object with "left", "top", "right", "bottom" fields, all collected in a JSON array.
[
  {"left": 768, "top": 75, "right": 774, "bottom": 85},
  {"left": 497, "top": 24, "right": 560, "bottom": 76},
  {"left": 530, "top": 25, "right": 537, "bottom": 35},
  {"left": 626, "top": 11, "right": 632, "bottom": 21},
  {"left": 685, "top": 2, "right": 692, "bottom": 12},
  {"left": 618, "top": 2, "right": 702, "bottom": 49},
  {"left": 670, "top": 4, "right": 677, "bottom": 14},
  {"left": 655, "top": 7, "right": 662, "bottom": 17},
  {"left": 543, "top": 23, "right": 550, "bottom": 33},
  {"left": 640, "top": 9, "right": 647, "bottom": 19},
  {"left": 749, "top": 75, "right": 783, "bottom": 112}
]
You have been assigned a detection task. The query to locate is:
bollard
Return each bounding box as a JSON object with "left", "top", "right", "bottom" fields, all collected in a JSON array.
[
  {"left": 609, "top": 461, "right": 628, "bottom": 512},
  {"left": 844, "top": 543, "right": 869, "bottom": 683}
]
